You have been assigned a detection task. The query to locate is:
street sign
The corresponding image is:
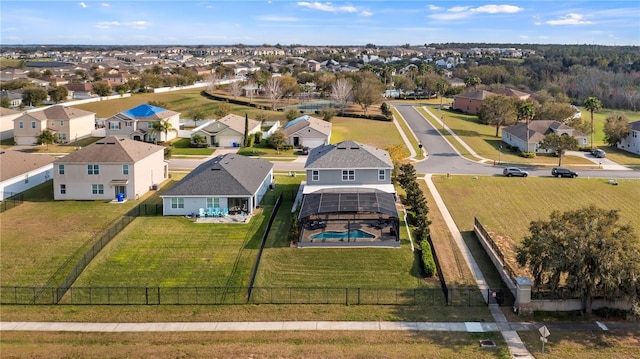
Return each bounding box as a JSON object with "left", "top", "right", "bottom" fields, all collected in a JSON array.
[{"left": 539, "top": 325, "right": 550, "bottom": 338}]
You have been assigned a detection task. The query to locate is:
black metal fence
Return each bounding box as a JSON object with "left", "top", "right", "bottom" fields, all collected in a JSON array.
[
  {"left": 1, "top": 286, "right": 490, "bottom": 306},
  {"left": 0, "top": 193, "right": 24, "bottom": 212}
]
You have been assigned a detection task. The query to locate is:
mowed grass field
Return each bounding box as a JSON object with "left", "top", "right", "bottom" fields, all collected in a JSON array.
[
  {"left": 432, "top": 175, "right": 640, "bottom": 275},
  {"left": 0, "top": 181, "right": 145, "bottom": 286}
]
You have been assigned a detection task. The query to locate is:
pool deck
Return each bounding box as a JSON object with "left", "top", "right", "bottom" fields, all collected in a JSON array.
[{"left": 298, "top": 219, "right": 399, "bottom": 248}]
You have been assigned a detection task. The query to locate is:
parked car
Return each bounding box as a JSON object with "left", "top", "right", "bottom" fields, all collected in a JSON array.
[
  {"left": 591, "top": 149, "right": 606, "bottom": 158},
  {"left": 300, "top": 146, "right": 309, "bottom": 155},
  {"left": 551, "top": 167, "right": 578, "bottom": 178},
  {"left": 503, "top": 167, "right": 529, "bottom": 177}
]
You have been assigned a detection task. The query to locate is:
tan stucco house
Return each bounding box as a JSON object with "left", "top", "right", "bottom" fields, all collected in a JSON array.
[
  {"left": 53, "top": 136, "right": 167, "bottom": 201},
  {"left": 502, "top": 120, "right": 588, "bottom": 153},
  {"left": 1, "top": 107, "right": 22, "bottom": 141},
  {"left": 104, "top": 104, "right": 180, "bottom": 143},
  {"left": 12, "top": 105, "right": 96, "bottom": 145}
]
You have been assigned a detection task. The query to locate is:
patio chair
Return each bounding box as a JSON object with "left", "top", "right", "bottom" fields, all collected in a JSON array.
[
  {"left": 207, "top": 207, "right": 214, "bottom": 217},
  {"left": 222, "top": 207, "right": 229, "bottom": 216},
  {"left": 198, "top": 208, "right": 205, "bottom": 217},
  {"left": 213, "top": 207, "right": 221, "bottom": 217}
]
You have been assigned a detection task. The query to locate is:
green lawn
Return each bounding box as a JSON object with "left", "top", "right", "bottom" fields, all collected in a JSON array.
[
  {"left": 73, "top": 215, "right": 265, "bottom": 287},
  {"left": 330, "top": 116, "right": 406, "bottom": 149},
  {"left": 432, "top": 175, "right": 640, "bottom": 276},
  {"left": 169, "top": 137, "right": 215, "bottom": 156}
]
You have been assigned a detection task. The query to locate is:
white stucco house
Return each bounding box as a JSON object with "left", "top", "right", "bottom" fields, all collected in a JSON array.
[
  {"left": 617, "top": 120, "right": 640, "bottom": 155},
  {"left": 0, "top": 150, "right": 55, "bottom": 200},
  {"left": 279, "top": 115, "right": 332, "bottom": 149},
  {"left": 12, "top": 105, "right": 96, "bottom": 145},
  {"left": 53, "top": 136, "right": 168, "bottom": 201},
  {"left": 104, "top": 104, "right": 180, "bottom": 143},
  {"left": 192, "top": 114, "right": 261, "bottom": 147},
  {"left": 0, "top": 107, "right": 22, "bottom": 141}
]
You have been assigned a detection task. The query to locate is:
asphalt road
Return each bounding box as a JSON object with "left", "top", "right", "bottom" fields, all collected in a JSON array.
[
  {"left": 169, "top": 105, "right": 639, "bottom": 180},
  {"left": 392, "top": 103, "right": 640, "bottom": 179}
]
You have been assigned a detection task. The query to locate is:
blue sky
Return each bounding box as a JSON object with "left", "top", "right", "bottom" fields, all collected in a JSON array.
[{"left": 1, "top": 1, "right": 638, "bottom": 46}]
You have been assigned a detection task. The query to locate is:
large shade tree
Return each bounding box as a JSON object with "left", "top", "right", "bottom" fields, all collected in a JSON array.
[
  {"left": 603, "top": 113, "right": 630, "bottom": 147},
  {"left": 477, "top": 95, "right": 518, "bottom": 137},
  {"left": 517, "top": 206, "right": 639, "bottom": 314},
  {"left": 150, "top": 119, "right": 178, "bottom": 143},
  {"left": 351, "top": 71, "right": 383, "bottom": 116},
  {"left": 330, "top": 78, "right": 353, "bottom": 115},
  {"left": 583, "top": 96, "right": 602, "bottom": 149},
  {"left": 538, "top": 133, "right": 579, "bottom": 166}
]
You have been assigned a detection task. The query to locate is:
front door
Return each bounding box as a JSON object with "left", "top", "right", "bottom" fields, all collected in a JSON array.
[{"left": 293, "top": 136, "right": 300, "bottom": 147}]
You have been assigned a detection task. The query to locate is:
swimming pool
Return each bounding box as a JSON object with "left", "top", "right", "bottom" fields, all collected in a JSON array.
[{"left": 311, "top": 229, "right": 375, "bottom": 240}]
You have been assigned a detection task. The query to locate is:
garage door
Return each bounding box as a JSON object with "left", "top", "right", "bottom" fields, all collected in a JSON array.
[
  {"left": 219, "top": 136, "right": 242, "bottom": 147},
  {"left": 301, "top": 138, "right": 325, "bottom": 148},
  {"left": 15, "top": 136, "right": 37, "bottom": 145}
]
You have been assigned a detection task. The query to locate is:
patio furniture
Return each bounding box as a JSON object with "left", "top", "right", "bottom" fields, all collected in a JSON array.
[
  {"left": 213, "top": 207, "right": 221, "bottom": 217},
  {"left": 222, "top": 207, "right": 229, "bottom": 216},
  {"left": 199, "top": 208, "right": 206, "bottom": 217},
  {"left": 207, "top": 207, "right": 214, "bottom": 217}
]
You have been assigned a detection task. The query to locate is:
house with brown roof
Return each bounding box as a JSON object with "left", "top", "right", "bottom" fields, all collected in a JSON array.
[
  {"left": 12, "top": 105, "right": 96, "bottom": 145},
  {"left": 0, "top": 150, "right": 55, "bottom": 200},
  {"left": 104, "top": 104, "right": 180, "bottom": 142},
  {"left": 452, "top": 88, "right": 530, "bottom": 114},
  {"left": 192, "top": 114, "right": 261, "bottom": 147},
  {"left": 53, "top": 136, "right": 167, "bottom": 201},
  {"left": 1, "top": 107, "right": 22, "bottom": 141},
  {"left": 279, "top": 115, "right": 332, "bottom": 149},
  {"left": 66, "top": 82, "right": 95, "bottom": 99},
  {"left": 502, "top": 120, "right": 588, "bottom": 153}
]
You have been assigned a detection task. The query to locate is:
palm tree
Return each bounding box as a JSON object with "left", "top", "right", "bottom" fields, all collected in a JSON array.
[
  {"left": 518, "top": 101, "right": 536, "bottom": 152},
  {"left": 436, "top": 80, "right": 448, "bottom": 110},
  {"left": 464, "top": 76, "right": 481, "bottom": 89},
  {"left": 583, "top": 96, "right": 602, "bottom": 149},
  {"left": 150, "top": 119, "right": 178, "bottom": 143}
]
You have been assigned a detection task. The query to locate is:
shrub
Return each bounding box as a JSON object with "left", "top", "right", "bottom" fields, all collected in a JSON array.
[
  {"left": 320, "top": 108, "right": 335, "bottom": 122},
  {"left": 420, "top": 239, "right": 436, "bottom": 277},
  {"left": 285, "top": 108, "right": 300, "bottom": 121},
  {"left": 520, "top": 151, "right": 536, "bottom": 158},
  {"left": 254, "top": 131, "right": 263, "bottom": 144},
  {"left": 245, "top": 134, "right": 255, "bottom": 148}
]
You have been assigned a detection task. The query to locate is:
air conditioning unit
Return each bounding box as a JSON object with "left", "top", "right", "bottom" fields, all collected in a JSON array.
[{"left": 150, "top": 184, "right": 158, "bottom": 190}]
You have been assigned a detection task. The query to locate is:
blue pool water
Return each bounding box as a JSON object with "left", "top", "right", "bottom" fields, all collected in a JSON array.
[{"left": 311, "top": 229, "right": 375, "bottom": 240}]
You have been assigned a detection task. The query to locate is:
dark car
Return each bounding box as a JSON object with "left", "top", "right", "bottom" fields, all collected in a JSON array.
[
  {"left": 503, "top": 167, "right": 528, "bottom": 177},
  {"left": 300, "top": 146, "right": 309, "bottom": 155},
  {"left": 551, "top": 167, "right": 578, "bottom": 178},
  {"left": 591, "top": 149, "right": 606, "bottom": 158}
]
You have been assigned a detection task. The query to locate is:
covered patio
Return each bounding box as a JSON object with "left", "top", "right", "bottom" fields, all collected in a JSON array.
[{"left": 297, "top": 189, "right": 400, "bottom": 248}]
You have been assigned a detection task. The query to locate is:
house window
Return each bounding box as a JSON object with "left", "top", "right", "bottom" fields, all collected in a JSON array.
[
  {"left": 51, "top": 121, "right": 55, "bottom": 126},
  {"left": 58, "top": 164, "right": 65, "bottom": 175},
  {"left": 31, "top": 121, "right": 36, "bottom": 129},
  {"left": 206, "top": 197, "right": 220, "bottom": 208},
  {"left": 91, "top": 184, "right": 104, "bottom": 195},
  {"left": 125, "top": 122, "right": 132, "bottom": 127},
  {"left": 378, "top": 169, "right": 385, "bottom": 181},
  {"left": 122, "top": 164, "right": 129, "bottom": 175},
  {"left": 87, "top": 164, "right": 99, "bottom": 175},
  {"left": 312, "top": 170, "right": 319, "bottom": 181},
  {"left": 19, "top": 121, "right": 24, "bottom": 129},
  {"left": 24, "top": 174, "right": 29, "bottom": 184},
  {"left": 341, "top": 169, "right": 355, "bottom": 181},
  {"left": 109, "top": 122, "right": 121, "bottom": 130},
  {"left": 60, "top": 121, "right": 64, "bottom": 126},
  {"left": 60, "top": 184, "right": 66, "bottom": 194},
  {"left": 58, "top": 133, "right": 66, "bottom": 141},
  {"left": 171, "top": 198, "right": 184, "bottom": 209},
  {"left": 632, "top": 132, "right": 637, "bottom": 138},
  {"left": 147, "top": 122, "right": 154, "bottom": 129}
]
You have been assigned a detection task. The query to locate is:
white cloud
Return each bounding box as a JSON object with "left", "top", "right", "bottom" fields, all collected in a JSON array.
[
  {"left": 428, "top": 5, "right": 441, "bottom": 11},
  {"left": 297, "top": 2, "right": 357, "bottom": 13},
  {"left": 96, "top": 21, "right": 120, "bottom": 29},
  {"left": 101, "top": 3, "right": 109, "bottom": 7},
  {"left": 360, "top": 10, "right": 373, "bottom": 17},
  {"left": 448, "top": 6, "right": 470, "bottom": 13},
  {"left": 127, "top": 21, "right": 150, "bottom": 29},
  {"left": 546, "top": 13, "right": 593, "bottom": 25},
  {"left": 428, "top": 12, "right": 471, "bottom": 21},
  {"left": 472, "top": 5, "right": 522, "bottom": 14},
  {"left": 257, "top": 16, "right": 299, "bottom": 22},
  {"left": 79, "top": 2, "right": 87, "bottom": 8}
]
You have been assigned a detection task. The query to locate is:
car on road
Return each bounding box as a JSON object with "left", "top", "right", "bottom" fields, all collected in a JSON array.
[
  {"left": 551, "top": 167, "right": 578, "bottom": 178},
  {"left": 503, "top": 167, "right": 529, "bottom": 177},
  {"left": 300, "top": 146, "right": 310, "bottom": 155},
  {"left": 591, "top": 149, "right": 606, "bottom": 158}
]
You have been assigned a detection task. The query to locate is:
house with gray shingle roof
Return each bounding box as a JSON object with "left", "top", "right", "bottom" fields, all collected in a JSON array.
[
  {"left": 0, "top": 150, "right": 55, "bottom": 200},
  {"left": 279, "top": 115, "right": 332, "bottom": 149},
  {"left": 502, "top": 120, "right": 588, "bottom": 153},
  {"left": 160, "top": 153, "right": 273, "bottom": 216},
  {"left": 297, "top": 140, "right": 399, "bottom": 247},
  {"left": 53, "top": 136, "right": 167, "bottom": 201},
  {"left": 192, "top": 114, "right": 261, "bottom": 147}
]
